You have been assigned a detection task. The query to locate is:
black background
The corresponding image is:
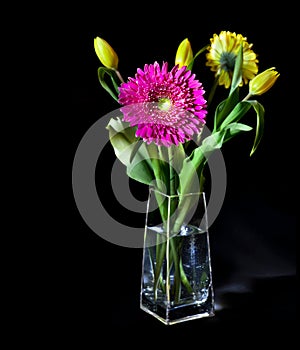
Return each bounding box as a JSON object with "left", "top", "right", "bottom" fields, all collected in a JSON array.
[{"left": 67, "top": 3, "right": 297, "bottom": 341}]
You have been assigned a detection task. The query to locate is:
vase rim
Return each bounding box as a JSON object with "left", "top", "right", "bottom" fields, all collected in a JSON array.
[{"left": 149, "top": 187, "right": 205, "bottom": 199}]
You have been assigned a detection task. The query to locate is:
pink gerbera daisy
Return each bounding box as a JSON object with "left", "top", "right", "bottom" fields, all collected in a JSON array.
[{"left": 118, "top": 61, "right": 207, "bottom": 147}]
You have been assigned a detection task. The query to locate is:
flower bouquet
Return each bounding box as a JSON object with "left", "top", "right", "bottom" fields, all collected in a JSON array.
[{"left": 93, "top": 31, "right": 279, "bottom": 324}]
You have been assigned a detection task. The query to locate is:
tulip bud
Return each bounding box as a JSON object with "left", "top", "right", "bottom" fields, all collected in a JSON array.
[
  {"left": 175, "top": 38, "right": 193, "bottom": 68},
  {"left": 249, "top": 67, "right": 279, "bottom": 96},
  {"left": 94, "top": 36, "right": 119, "bottom": 70}
]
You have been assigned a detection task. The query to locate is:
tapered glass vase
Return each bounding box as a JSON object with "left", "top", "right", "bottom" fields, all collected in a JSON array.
[{"left": 140, "top": 188, "right": 215, "bottom": 325}]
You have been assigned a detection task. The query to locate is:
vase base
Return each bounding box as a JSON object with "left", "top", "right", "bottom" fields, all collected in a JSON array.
[{"left": 140, "top": 293, "right": 215, "bottom": 325}]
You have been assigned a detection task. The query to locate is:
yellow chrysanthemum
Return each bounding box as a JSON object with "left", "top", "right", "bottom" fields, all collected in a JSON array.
[{"left": 206, "top": 31, "right": 259, "bottom": 89}]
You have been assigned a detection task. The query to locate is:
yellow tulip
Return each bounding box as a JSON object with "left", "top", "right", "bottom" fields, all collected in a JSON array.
[
  {"left": 249, "top": 67, "right": 279, "bottom": 96},
  {"left": 175, "top": 38, "right": 193, "bottom": 68},
  {"left": 94, "top": 36, "right": 119, "bottom": 70}
]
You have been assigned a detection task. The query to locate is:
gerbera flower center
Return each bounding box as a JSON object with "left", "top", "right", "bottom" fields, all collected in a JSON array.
[
  {"left": 219, "top": 52, "right": 236, "bottom": 72},
  {"left": 158, "top": 97, "right": 172, "bottom": 111}
]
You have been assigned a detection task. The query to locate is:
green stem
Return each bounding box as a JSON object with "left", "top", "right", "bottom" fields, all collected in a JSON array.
[
  {"left": 170, "top": 238, "right": 181, "bottom": 303},
  {"left": 179, "top": 257, "right": 193, "bottom": 293},
  {"left": 242, "top": 92, "right": 252, "bottom": 101},
  {"left": 154, "top": 235, "right": 166, "bottom": 299},
  {"left": 207, "top": 75, "right": 219, "bottom": 110},
  {"left": 168, "top": 147, "right": 178, "bottom": 223},
  {"left": 114, "top": 69, "right": 125, "bottom": 83},
  {"left": 146, "top": 145, "right": 170, "bottom": 300},
  {"left": 168, "top": 147, "right": 175, "bottom": 196},
  {"left": 167, "top": 147, "right": 182, "bottom": 303},
  {"left": 172, "top": 195, "right": 194, "bottom": 234}
]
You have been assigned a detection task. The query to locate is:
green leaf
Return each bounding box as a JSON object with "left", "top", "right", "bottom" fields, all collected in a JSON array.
[
  {"left": 219, "top": 101, "right": 252, "bottom": 130},
  {"left": 110, "top": 71, "right": 120, "bottom": 94},
  {"left": 170, "top": 144, "right": 185, "bottom": 174},
  {"left": 97, "top": 67, "right": 119, "bottom": 102},
  {"left": 226, "top": 122, "right": 252, "bottom": 132},
  {"left": 146, "top": 144, "right": 169, "bottom": 193},
  {"left": 127, "top": 160, "right": 155, "bottom": 185},
  {"left": 126, "top": 140, "right": 156, "bottom": 186},
  {"left": 200, "top": 271, "right": 208, "bottom": 288},
  {"left": 129, "top": 140, "right": 144, "bottom": 163},
  {"left": 230, "top": 43, "right": 243, "bottom": 94},
  {"left": 178, "top": 122, "right": 251, "bottom": 195},
  {"left": 246, "top": 100, "right": 265, "bottom": 156},
  {"left": 178, "top": 134, "right": 217, "bottom": 194},
  {"left": 213, "top": 43, "right": 243, "bottom": 131},
  {"left": 220, "top": 99, "right": 265, "bottom": 156},
  {"left": 106, "top": 117, "right": 155, "bottom": 185},
  {"left": 225, "top": 122, "right": 252, "bottom": 135},
  {"left": 178, "top": 156, "right": 199, "bottom": 196},
  {"left": 106, "top": 117, "right": 137, "bottom": 166},
  {"left": 214, "top": 88, "right": 240, "bottom": 131},
  {"left": 223, "top": 122, "right": 253, "bottom": 143},
  {"left": 200, "top": 131, "right": 225, "bottom": 152},
  {"left": 168, "top": 144, "right": 185, "bottom": 194}
]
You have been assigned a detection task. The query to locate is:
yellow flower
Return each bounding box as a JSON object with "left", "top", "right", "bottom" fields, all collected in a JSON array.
[
  {"left": 249, "top": 67, "right": 279, "bottom": 96},
  {"left": 206, "top": 31, "right": 258, "bottom": 88},
  {"left": 175, "top": 38, "right": 193, "bottom": 68},
  {"left": 94, "top": 36, "right": 119, "bottom": 70}
]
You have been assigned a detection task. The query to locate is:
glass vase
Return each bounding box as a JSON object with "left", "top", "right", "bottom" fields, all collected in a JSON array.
[{"left": 140, "top": 188, "right": 215, "bottom": 325}]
